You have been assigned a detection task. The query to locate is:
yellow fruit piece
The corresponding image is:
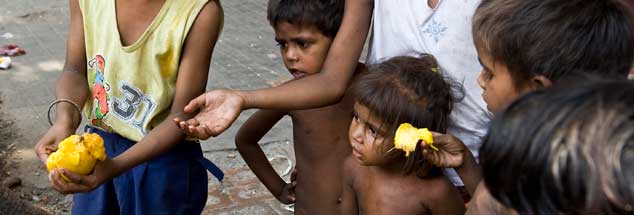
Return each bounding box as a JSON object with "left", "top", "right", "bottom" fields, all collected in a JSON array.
[
  {"left": 46, "top": 133, "right": 107, "bottom": 177},
  {"left": 394, "top": 123, "right": 437, "bottom": 157}
]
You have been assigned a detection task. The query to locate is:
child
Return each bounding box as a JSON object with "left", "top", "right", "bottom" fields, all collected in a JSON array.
[
  {"left": 420, "top": 0, "right": 634, "bottom": 213},
  {"left": 235, "top": 0, "right": 359, "bottom": 214},
  {"left": 33, "top": 0, "right": 223, "bottom": 214},
  {"left": 340, "top": 55, "right": 465, "bottom": 215},
  {"left": 177, "top": 0, "right": 485, "bottom": 197},
  {"left": 480, "top": 79, "right": 634, "bottom": 214}
]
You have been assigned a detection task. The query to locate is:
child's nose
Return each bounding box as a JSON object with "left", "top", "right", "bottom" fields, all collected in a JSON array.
[
  {"left": 285, "top": 47, "right": 299, "bottom": 62},
  {"left": 349, "top": 122, "right": 364, "bottom": 144},
  {"left": 477, "top": 70, "right": 486, "bottom": 89}
]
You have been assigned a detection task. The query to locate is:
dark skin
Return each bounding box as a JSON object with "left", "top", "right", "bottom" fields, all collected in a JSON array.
[
  {"left": 340, "top": 156, "right": 465, "bottom": 215},
  {"left": 34, "top": 0, "right": 223, "bottom": 194},
  {"left": 174, "top": 0, "right": 374, "bottom": 139},
  {"left": 236, "top": 20, "right": 364, "bottom": 214},
  {"left": 236, "top": 94, "right": 355, "bottom": 214},
  {"left": 341, "top": 104, "right": 465, "bottom": 215}
]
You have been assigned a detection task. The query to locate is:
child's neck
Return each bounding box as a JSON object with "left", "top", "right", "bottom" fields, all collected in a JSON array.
[{"left": 371, "top": 157, "right": 407, "bottom": 175}]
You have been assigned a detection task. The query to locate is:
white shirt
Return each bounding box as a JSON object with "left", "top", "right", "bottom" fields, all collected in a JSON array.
[{"left": 367, "top": 0, "right": 491, "bottom": 185}]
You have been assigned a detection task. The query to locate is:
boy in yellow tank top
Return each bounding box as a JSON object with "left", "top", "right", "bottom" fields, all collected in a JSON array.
[{"left": 33, "top": 0, "right": 224, "bottom": 214}]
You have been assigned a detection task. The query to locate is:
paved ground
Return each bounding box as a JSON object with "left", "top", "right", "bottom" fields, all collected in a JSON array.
[{"left": 0, "top": 0, "right": 300, "bottom": 214}]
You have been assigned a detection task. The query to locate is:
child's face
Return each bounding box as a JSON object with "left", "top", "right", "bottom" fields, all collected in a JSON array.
[
  {"left": 274, "top": 22, "right": 333, "bottom": 79},
  {"left": 349, "top": 103, "right": 394, "bottom": 166},
  {"left": 476, "top": 47, "right": 522, "bottom": 114}
]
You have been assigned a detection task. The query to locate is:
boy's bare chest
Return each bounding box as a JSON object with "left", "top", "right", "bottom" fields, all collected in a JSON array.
[
  {"left": 115, "top": 0, "right": 165, "bottom": 46},
  {"left": 354, "top": 171, "right": 430, "bottom": 215},
  {"left": 290, "top": 97, "right": 353, "bottom": 138},
  {"left": 290, "top": 102, "right": 352, "bottom": 157}
]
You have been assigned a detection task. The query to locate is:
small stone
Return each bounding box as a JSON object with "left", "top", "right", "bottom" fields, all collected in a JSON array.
[
  {"left": 32, "top": 195, "right": 41, "bottom": 202},
  {"left": 2, "top": 176, "right": 21, "bottom": 188},
  {"left": 35, "top": 172, "right": 40, "bottom": 176}
]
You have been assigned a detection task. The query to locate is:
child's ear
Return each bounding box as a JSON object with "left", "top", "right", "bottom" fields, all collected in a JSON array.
[{"left": 529, "top": 75, "right": 552, "bottom": 89}]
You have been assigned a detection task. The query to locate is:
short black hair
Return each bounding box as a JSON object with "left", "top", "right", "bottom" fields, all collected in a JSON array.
[
  {"left": 352, "top": 55, "right": 462, "bottom": 177},
  {"left": 267, "top": 0, "right": 344, "bottom": 38},
  {"left": 473, "top": 0, "right": 634, "bottom": 89},
  {"left": 481, "top": 78, "right": 634, "bottom": 214}
]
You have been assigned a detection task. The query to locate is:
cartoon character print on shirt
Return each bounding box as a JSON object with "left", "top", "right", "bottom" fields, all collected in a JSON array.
[{"left": 88, "top": 55, "right": 113, "bottom": 131}]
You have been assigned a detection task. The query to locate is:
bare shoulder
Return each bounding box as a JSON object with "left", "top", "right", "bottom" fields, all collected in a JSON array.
[
  {"left": 416, "top": 175, "right": 465, "bottom": 212},
  {"left": 189, "top": 0, "right": 223, "bottom": 35},
  {"left": 198, "top": 0, "right": 223, "bottom": 20}
]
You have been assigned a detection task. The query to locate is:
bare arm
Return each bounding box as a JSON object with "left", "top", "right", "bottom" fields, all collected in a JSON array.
[
  {"left": 235, "top": 109, "right": 296, "bottom": 204},
  {"left": 176, "top": 0, "right": 374, "bottom": 139},
  {"left": 340, "top": 156, "right": 359, "bottom": 215},
  {"left": 422, "top": 132, "right": 482, "bottom": 195},
  {"left": 239, "top": 0, "right": 373, "bottom": 109},
  {"left": 49, "top": 1, "right": 224, "bottom": 193},
  {"left": 34, "top": 0, "right": 88, "bottom": 164},
  {"left": 455, "top": 147, "right": 481, "bottom": 195},
  {"left": 465, "top": 182, "right": 514, "bottom": 215}
]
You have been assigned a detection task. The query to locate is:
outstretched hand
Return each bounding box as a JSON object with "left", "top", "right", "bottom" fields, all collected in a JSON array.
[
  {"left": 421, "top": 132, "right": 469, "bottom": 168},
  {"left": 173, "top": 89, "right": 246, "bottom": 140}
]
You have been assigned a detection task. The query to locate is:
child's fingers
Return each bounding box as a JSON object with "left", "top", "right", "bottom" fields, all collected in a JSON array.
[
  {"left": 184, "top": 118, "right": 201, "bottom": 127},
  {"left": 173, "top": 117, "right": 184, "bottom": 127},
  {"left": 59, "top": 169, "right": 82, "bottom": 184},
  {"left": 188, "top": 125, "right": 212, "bottom": 140},
  {"left": 183, "top": 95, "right": 205, "bottom": 113},
  {"left": 291, "top": 168, "right": 298, "bottom": 181},
  {"left": 50, "top": 169, "right": 68, "bottom": 193}
]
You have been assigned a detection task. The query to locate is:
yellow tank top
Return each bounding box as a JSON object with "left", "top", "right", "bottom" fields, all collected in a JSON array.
[{"left": 79, "top": 0, "right": 208, "bottom": 141}]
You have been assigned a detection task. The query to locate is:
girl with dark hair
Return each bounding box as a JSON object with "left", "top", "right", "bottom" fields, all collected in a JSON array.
[{"left": 340, "top": 55, "right": 465, "bottom": 214}]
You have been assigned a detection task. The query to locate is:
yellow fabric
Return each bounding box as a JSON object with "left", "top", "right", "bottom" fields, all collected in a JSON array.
[{"left": 78, "top": 0, "right": 208, "bottom": 141}]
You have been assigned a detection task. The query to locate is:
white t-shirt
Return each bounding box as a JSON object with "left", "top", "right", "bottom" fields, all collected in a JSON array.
[{"left": 367, "top": 0, "right": 491, "bottom": 185}]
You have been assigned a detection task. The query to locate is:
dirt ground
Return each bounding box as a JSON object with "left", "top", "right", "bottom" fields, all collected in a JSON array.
[{"left": 0, "top": 97, "right": 69, "bottom": 214}]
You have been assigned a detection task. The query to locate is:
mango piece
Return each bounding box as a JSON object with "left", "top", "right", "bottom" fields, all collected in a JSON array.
[
  {"left": 46, "top": 133, "right": 107, "bottom": 177},
  {"left": 394, "top": 123, "right": 437, "bottom": 157}
]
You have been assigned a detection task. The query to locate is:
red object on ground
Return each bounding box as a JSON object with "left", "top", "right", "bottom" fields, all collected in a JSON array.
[{"left": 0, "top": 45, "right": 26, "bottom": 56}]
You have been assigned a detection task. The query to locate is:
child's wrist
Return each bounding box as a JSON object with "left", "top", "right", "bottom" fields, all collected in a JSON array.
[
  {"left": 274, "top": 179, "right": 287, "bottom": 198},
  {"left": 237, "top": 90, "right": 251, "bottom": 109}
]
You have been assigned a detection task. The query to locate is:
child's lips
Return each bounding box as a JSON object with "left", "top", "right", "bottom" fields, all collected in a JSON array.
[{"left": 289, "top": 69, "right": 306, "bottom": 79}]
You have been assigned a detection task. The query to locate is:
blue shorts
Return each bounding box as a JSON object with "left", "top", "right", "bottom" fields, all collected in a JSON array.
[{"left": 71, "top": 126, "right": 223, "bottom": 215}]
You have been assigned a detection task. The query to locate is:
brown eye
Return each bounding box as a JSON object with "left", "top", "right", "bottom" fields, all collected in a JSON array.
[
  {"left": 276, "top": 42, "right": 287, "bottom": 49},
  {"left": 484, "top": 70, "right": 493, "bottom": 80},
  {"left": 367, "top": 126, "right": 377, "bottom": 137}
]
